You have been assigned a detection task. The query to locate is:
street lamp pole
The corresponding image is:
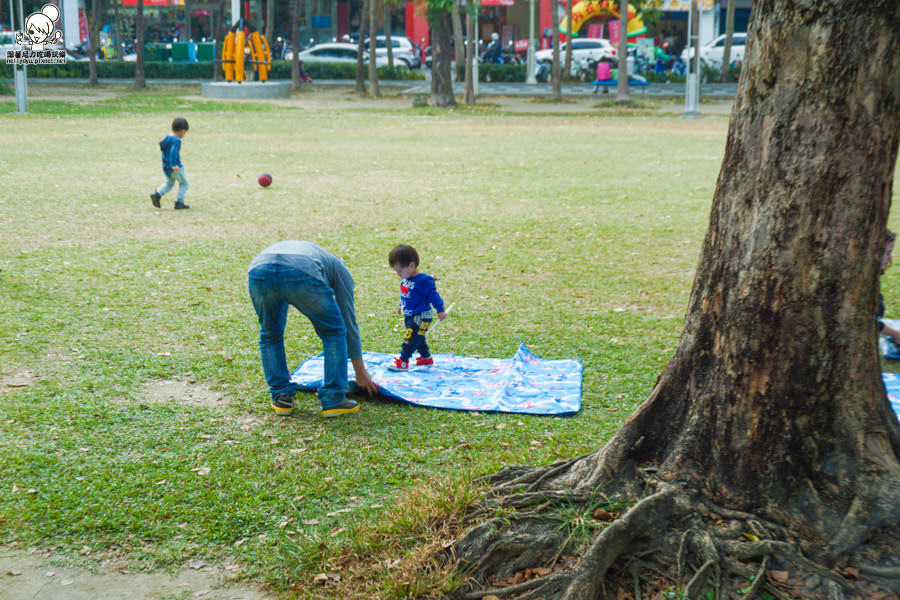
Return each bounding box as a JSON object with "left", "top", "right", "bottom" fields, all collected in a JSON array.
[
  {"left": 526, "top": 0, "right": 536, "bottom": 84},
  {"left": 13, "top": 0, "right": 28, "bottom": 113}
]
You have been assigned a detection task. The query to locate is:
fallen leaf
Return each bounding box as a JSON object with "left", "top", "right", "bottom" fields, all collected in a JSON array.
[
  {"left": 6, "top": 570, "right": 21, "bottom": 576},
  {"left": 191, "top": 467, "right": 211, "bottom": 476},
  {"left": 592, "top": 508, "right": 614, "bottom": 521},
  {"left": 189, "top": 560, "right": 206, "bottom": 570},
  {"left": 768, "top": 570, "right": 790, "bottom": 583},
  {"left": 742, "top": 532, "right": 760, "bottom": 542}
]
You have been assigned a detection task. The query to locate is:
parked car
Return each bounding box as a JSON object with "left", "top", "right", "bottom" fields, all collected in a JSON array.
[
  {"left": 363, "top": 35, "right": 421, "bottom": 68},
  {"left": 285, "top": 42, "right": 388, "bottom": 66},
  {"left": 680, "top": 32, "right": 746, "bottom": 68},
  {"left": 534, "top": 38, "right": 617, "bottom": 72}
]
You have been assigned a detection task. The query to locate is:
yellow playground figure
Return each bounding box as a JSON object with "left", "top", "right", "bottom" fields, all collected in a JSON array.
[
  {"left": 559, "top": 0, "right": 647, "bottom": 37},
  {"left": 220, "top": 18, "right": 271, "bottom": 83}
]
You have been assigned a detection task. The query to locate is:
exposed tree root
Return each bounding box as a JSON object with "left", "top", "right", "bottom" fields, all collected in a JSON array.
[{"left": 449, "top": 477, "right": 900, "bottom": 600}]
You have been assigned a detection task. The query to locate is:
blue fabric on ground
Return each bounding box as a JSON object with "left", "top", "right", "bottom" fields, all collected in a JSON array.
[
  {"left": 291, "top": 344, "right": 582, "bottom": 415},
  {"left": 882, "top": 373, "right": 900, "bottom": 420}
]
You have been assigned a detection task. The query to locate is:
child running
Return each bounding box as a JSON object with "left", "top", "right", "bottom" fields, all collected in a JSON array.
[
  {"left": 150, "top": 117, "right": 190, "bottom": 210},
  {"left": 387, "top": 244, "right": 447, "bottom": 371}
]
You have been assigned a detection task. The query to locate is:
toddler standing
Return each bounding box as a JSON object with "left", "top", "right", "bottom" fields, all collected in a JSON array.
[{"left": 387, "top": 244, "right": 447, "bottom": 371}]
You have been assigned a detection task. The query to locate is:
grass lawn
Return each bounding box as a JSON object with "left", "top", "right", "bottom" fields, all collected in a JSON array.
[{"left": 2, "top": 86, "right": 896, "bottom": 598}]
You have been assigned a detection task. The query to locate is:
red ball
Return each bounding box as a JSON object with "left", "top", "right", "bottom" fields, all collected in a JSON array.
[{"left": 258, "top": 173, "right": 273, "bottom": 187}]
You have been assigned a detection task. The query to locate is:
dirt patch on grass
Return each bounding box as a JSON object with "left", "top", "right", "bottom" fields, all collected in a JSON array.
[
  {"left": 139, "top": 379, "right": 231, "bottom": 407},
  {"left": 0, "top": 548, "right": 273, "bottom": 599},
  {"left": 0, "top": 369, "right": 34, "bottom": 391}
]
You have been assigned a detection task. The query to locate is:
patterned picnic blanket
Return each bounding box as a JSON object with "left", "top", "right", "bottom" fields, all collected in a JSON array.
[
  {"left": 291, "top": 344, "right": 582, "bottom": 415},
  {"left": 881, "top": 373, "right": 900, "bottom": 419}
]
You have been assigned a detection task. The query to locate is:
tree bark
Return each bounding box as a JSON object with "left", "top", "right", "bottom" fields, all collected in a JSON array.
[
  {"left": 550, "top": 0, "right": 561, "bottom": 100},
  {"left": 86, "top": 0, "right": 102, "bottom": 85},
  {"left": 384, "top": 1, "right": 394, "bottom": 69},
  {"left": 367, "top": 0, "right": 380, "bottom": 96},
  {"left": 719, "top": 0, "right": 736, "bottom": 82},
  {"left": 451, "top": 0, "right": 464, "bottom": 82},
  {"left": 615, "top": 0, "right": 628, "bottom": 104},
  {"left": 464, "top": 1, "right": 475, "bottom": 104},
  {"left": 291, "top": 0, "right": 301, "bottom": 89},
  {"left": 134, "top": 0, "right": 146, "bottom": 89},
  {"left": 429, "top": 6, "right": 456, "bottom": 107},
  {"left": 356, "top": 0, "right": 369, "bottom": 92},
  {"left": 450, "top": 1, "right": 900, "bottom": 598}
]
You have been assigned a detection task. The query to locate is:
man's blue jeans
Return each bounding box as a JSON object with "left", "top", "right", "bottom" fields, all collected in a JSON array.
[{"left": 248, "top": 263, "right": 348, "bottom": 408}]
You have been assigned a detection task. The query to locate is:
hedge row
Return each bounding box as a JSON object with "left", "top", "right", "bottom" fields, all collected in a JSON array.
[
  {"left": 0, "top": 60, "right": 425, "bottom": 81},
  {"left": 455, "top": 63, "right": 527, "bottom": 83}
]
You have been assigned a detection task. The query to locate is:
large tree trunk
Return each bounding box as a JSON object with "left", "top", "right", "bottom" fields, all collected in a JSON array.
[
  {"left": 550, "top": 0, "right": 561, "bottom": 100},
  {"left": 464, "top": 2, "right": 475, "bottom": 104},
  {"left": 367, "top": 0, "right": 380, "bottom": 96},
  {"left": 429, "top": 6, "right": 456, "bottom": 107},
  {"left": 719, "top": 0, "right": 736, "bottom": 82},
  {"left": 134, "top": 0, "right": 146, "bottom": 89},
  {"left": 450, "top": 2, "right": 900, "bottom": 599}
]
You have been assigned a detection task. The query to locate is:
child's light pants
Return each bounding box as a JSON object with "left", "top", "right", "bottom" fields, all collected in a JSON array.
[{"left": 157, "top": 168, "right": 189, "bottom": 203}]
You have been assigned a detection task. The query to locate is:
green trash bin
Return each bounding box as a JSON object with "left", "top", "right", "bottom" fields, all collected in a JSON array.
[{"left": 196, "top": 42, "right": 215, "bottom": 62}]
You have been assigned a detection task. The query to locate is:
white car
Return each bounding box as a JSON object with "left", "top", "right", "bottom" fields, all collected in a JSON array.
[
  {"left": 286, "top": 42, "right": 387, "bottom": 66},
  {"left": 364, "top": 36, "right": 421, "bottom": 68},
  {"left": 534, "top": 38, "right": 616, "bottom": 71},
  {"left": 680, "top": 32, "right": 746, "bottom": 68}
]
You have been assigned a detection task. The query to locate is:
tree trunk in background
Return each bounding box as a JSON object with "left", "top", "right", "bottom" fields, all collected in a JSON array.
[
  {"left": 265, "top": 0, "right": 274, "bottom": 48},
  {"left": 134, "top": 0, "right": 146, "bottom": 89},
  {"left": 367, "top": 0, "right": 380, "bottom": 96},
  {"left": 429, "top": 7, "right": 456, "bottom": 107},
  {"left": 355, "top": 0, "right": 369, "bottom": 92},
  {"left": 615, "top": 0, "right": 628, "bottom": 103},
  {"left": 291, "top": 0, "right": 301, "bottom": 89},
  {"left": 550, "top": 0, "right": 561, "bottom": 100},
  {"left": 113, "top": 0, "right": 122, "bottom": 60},
  {"left": 450, "top": 2, "right": 900, "bottom": 599},
  {"left": 384, "top": 2, "right": 394, "bottom": 69},
  {"left": 213, "top": 2, "right": 224, "bottom": 80},
  {"left": 451, "top": 1, "right": 463, "bottom": 81},
  {"left": 86, "top": 0, "right": 101, "bottom": 85},
  {"left": 185, "top": 0, "right": 191, "bottom": 41},
  {"left": 464, "top": 3, "right": 475, "bottom": 104},
  {"left": 563, "top": 0, "right": 572, "bottom": 79},
  {"left": 719, "top": 0, "right": 736, "bottom": 82}
]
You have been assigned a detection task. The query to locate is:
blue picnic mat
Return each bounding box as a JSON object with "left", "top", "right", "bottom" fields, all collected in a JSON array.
[
  {"left": 290, "top": 344, "right": 582, "bottom": 415},
  {"left": 881, "top": 373, "right": 900, "bottom": 419}
]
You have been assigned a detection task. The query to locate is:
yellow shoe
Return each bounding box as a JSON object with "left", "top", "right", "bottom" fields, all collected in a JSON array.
[{"left": 322, "top": 398, "right": 360, "bottom": 417}]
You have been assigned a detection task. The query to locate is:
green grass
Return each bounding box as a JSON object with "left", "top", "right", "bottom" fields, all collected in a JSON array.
[{"left": 2, "top": 87, "right": 897, "bottom": 598}]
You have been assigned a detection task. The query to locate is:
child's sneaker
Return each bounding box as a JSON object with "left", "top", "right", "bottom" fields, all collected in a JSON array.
[
  {"left": 271, "top": 394, "right": 294, "bottom": 416},
  {"left": 386, "top": 358, "right": 409, "bottom": 371},
  {"left": 174, "top": 202, "right": 190, "bottom": 210},
  {"left": 415, "top": 356, "right": 434, "bottom": 367},
  {"left": 150, "top": 192, "right": 161, "bottom": 208},
  {"left": 322, "top": 398, "right": 360, "bottom": 417}
]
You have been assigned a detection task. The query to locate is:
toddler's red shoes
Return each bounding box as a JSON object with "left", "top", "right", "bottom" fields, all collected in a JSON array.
[
  {"left": 415, "top": 357, "right": 434, "bottom": 366},
  {"left": 387, "top": 358, "right": 409, "bottom": 371}
]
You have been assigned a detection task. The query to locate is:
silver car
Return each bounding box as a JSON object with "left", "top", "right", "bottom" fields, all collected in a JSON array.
[
  {"left": 286, "top": 42, "right": 388, "bottom": 67},
  {"left": 363, "top": 36, "right": 421, "bottom": 68}
]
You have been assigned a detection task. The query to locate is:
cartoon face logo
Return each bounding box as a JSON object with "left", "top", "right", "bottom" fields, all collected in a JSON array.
[{"left": 15, "top": 4, "right": 63, "bottom": 51}]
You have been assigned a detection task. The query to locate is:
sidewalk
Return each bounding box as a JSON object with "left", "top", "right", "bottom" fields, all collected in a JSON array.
[{"left": 25, "top": 77, "right": 737, "bottom": 99}]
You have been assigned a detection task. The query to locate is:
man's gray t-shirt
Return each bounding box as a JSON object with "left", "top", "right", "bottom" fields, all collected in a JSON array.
[{"left": 249, "top": 241, "right": 362, "bottom": 359}]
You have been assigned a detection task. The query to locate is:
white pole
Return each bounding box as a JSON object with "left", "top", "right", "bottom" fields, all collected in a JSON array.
[
  {"left": 683, "top": 0, "right": 699, "bottom": 117},
  {"left": 13, "top": 0, "right": 27, "bottom": 113},
  {"left": 231, "top": 0, "right": 240, "bottom": 25},
  {"left": 473, "top": 0, "right": 479, "bottom": 96},
  {"left": 525, "top": 0, "right": 536, "bottom": 84}
]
